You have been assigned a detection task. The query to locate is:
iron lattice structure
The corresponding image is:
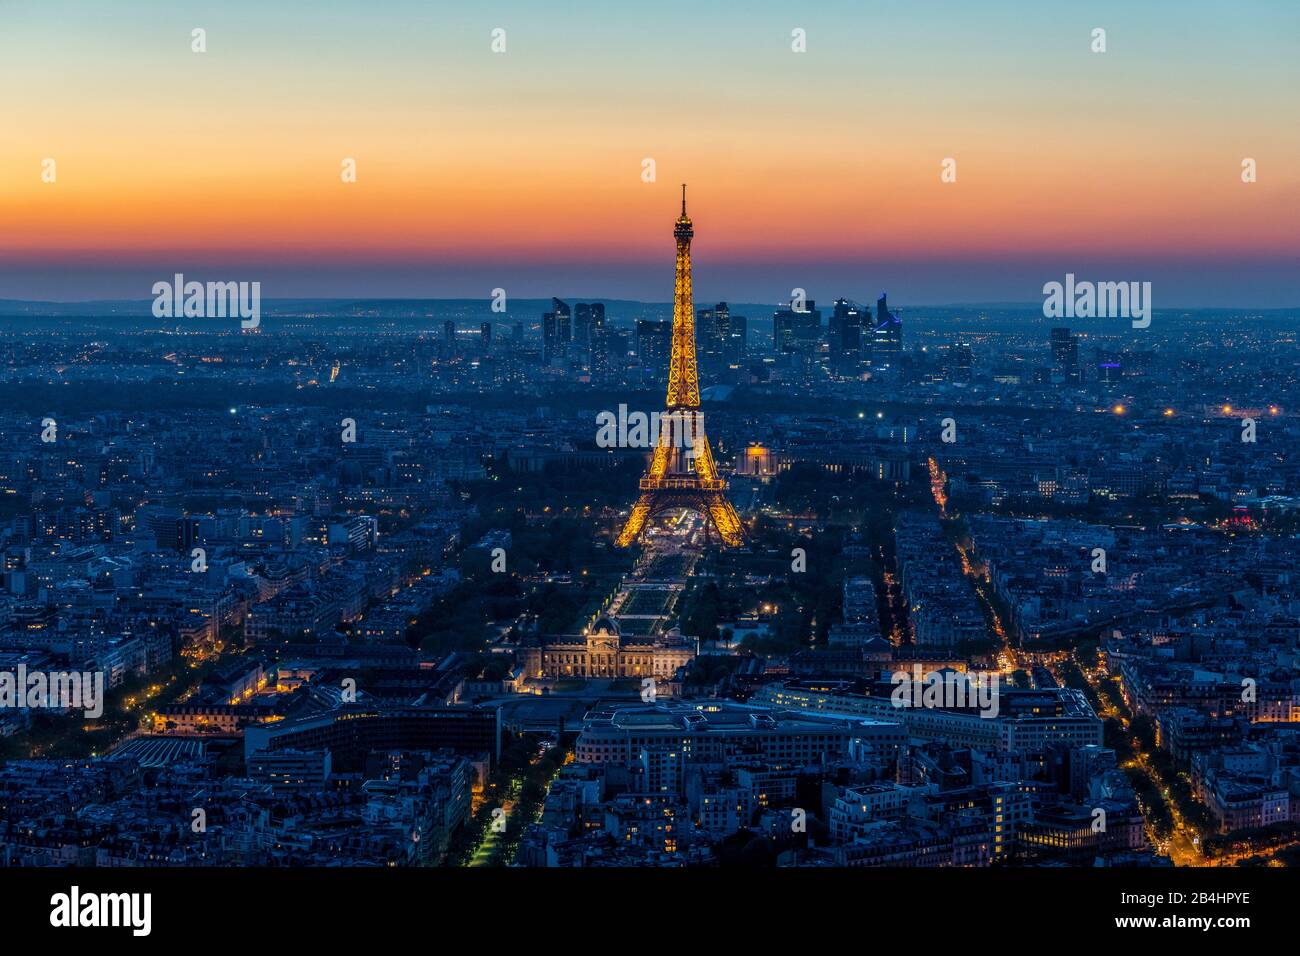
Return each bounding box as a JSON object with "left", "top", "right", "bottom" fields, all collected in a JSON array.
[{"left": 616, "top": 186, "right": 744, "bottom": 548}]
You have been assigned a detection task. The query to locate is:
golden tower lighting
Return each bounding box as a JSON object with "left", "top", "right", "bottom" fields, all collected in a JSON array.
[{"left": 616, "top": 185, "right": 744, "bottom": 548}]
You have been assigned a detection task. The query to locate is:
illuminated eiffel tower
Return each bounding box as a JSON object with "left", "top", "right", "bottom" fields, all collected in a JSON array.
[{"left": 616, "top": 185, "right": 744, "bottom": 548}]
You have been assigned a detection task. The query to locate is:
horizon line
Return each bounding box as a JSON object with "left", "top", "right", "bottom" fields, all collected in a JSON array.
[{"left": 1, "top": 296, "right": 1298, "bottom": 313}]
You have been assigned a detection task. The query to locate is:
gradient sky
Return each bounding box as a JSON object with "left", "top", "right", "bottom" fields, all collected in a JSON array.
[{"left": 2, "top": 0, "right": 1298, "bottom": 305}]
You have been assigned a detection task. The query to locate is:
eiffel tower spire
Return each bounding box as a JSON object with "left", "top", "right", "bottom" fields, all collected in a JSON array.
[{"left": 616, "top": 187, "right": 744, "bottom": 548}]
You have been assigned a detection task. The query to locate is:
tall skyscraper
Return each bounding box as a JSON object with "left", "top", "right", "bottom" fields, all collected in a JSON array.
[
  {"left": 872, "top": 293, "right": 902, "bottom": 363},
  {"left": 727, "top": 314, "right": 747, "bottom": 361},
  {"left": 773, "top": 300, "right": 821, "bottom": 354},
  {"left": 696, "top": 302, "right": 731, "bottom": 382},
  {"left": 553, "top": 297, "right": 571, "bottom": 361},
  {"left": 570, "top": 302, "right": 604, "bottom": 371},
  {"left": 636, "top": 319, "right": 671, "bottom": 380},
  {"left": 1051, "top": 327, "right": 1081, "bottom": 384},
  {"left": 573, "top": 302, "right": 593, "bottom": 354},
  {"left": 948, "top": 340, "right": 974, "bottom": 382},
  {"left": 773, "top": 310, "right": 795, "bottom": 354},
  {"left": 443, "top": 320, "right": 457, "bottom": 359},
  {"left": 542, "top": 310, "right": 557, "bottom": 365},
  {"left": 591, "top": 306, "right": 612, "bottom": 382},
  {"left": 830, "top": 298, "right": 867, "bottom": 378},
  {"left": 541, "top": 298, "right": 573, "bottom": 366}
]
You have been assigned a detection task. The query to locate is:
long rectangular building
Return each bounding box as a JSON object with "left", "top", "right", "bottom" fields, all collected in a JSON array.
[
  {"left": 749, "top": 681, "right": 1102, "bottom": 752},
  {"left": 575, "top": 700, "right": 902, "bottom": 770},
  {"left": 243, "top": 704, "right": 500, "bottom": 770}
]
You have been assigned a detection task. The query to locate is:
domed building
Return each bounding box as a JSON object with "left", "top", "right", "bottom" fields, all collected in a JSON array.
[{"left": 521, "top": 615, "right": 695, "bottom": 680}]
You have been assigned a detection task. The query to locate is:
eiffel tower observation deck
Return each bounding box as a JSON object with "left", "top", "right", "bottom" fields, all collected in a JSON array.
[{"left": 616, "top": 186, "right": 744, "bottom": 548}]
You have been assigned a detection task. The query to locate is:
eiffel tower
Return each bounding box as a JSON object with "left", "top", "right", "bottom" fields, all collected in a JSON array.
[{"left": 616, "top": 185, "right": 744, "bottom": 548}]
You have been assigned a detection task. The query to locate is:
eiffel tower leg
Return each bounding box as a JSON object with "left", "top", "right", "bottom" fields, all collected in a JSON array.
[
  {"left": 616, "top": 493, "right": 655, "bottom": 548},
  {"left": 705, "top": 494, "right": 744, "bottom": 547}
]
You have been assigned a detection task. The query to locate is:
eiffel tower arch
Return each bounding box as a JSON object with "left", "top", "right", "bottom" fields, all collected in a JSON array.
[{"left": 616, "top": 186, "right": 744, "bottom": 548}]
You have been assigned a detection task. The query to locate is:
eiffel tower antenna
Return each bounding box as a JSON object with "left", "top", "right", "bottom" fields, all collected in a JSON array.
[{"left": 616, "top": 188, "right": 744, "bottom": 548}]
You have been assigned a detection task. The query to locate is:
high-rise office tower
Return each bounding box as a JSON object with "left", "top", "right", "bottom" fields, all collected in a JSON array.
[
  {"left": 552, "top": 297, "right": 571, "bottom": 361},
  {"left": 773, "top": 310, "right": 795, "bottom": 354},
  {"left": 591, "top": 324, "right": 611, "bottom": 383},
  {"left": 574, "top": 302, "right": 593, "bottom": 353},
  {"left": 724, "top": 313, "right": 747, "bottom": 374},
  {"left": 948, "top": 340, "right": 974, "bottom": 381},
  {"left": 696, "top": 302, "right": 731, "bottom": 381},
  {"left": 1051, "top": 327, "right": 1081, "bottom": 384},
  {"left": 636, "top": 318, "right": 672, "bottom": 380},
  {"left": 873, "top": 293, "right": 902, "bottom": 363},
  {"left": 571, "top": 302, "right": 604, "bottom": 371},
  {"left": 587, "top": 303, "right": 605, "bottom": 347},
  {"left": 830, "top": 298, "right": 867, "bottom": 378},
  {"left": 542, "top": 310, "right": 557, "bottom": 365},
  {"left": 773, "top": 300, "right": 821, "bottom": 354}
]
